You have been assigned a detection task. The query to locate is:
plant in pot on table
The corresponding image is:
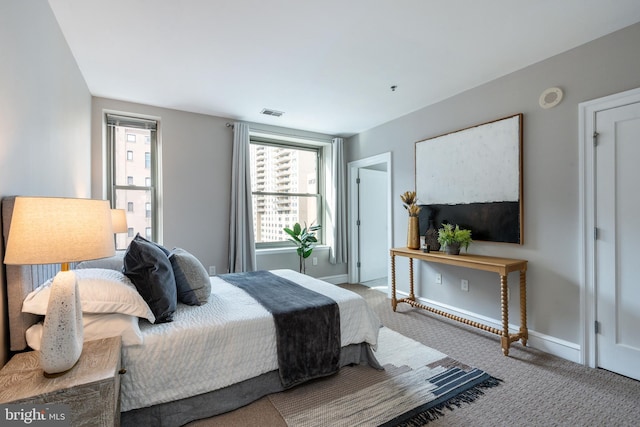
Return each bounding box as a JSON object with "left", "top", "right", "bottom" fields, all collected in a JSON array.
[
  {"left": 437, "top": 223, "right": 472, "bottom": 255},
  {"left": 283, "top": 222, "right": 321, "bottom": 274}
]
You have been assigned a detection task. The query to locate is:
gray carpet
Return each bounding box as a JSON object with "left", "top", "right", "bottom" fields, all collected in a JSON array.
[{"left": 190, "top": 284, "right": 640, "bottom": 426}]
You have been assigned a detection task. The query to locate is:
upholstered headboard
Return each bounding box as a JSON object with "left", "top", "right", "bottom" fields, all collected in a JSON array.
[{"left": 2, "top": 196, "right": 62, "bottom": 351}]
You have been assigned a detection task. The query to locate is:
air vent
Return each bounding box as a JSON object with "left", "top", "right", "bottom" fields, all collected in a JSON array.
[{"left": 260, "top": 108, "right": 284, "bottom": 117}]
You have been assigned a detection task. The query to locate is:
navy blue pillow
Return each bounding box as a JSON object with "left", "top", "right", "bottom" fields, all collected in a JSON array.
[{"left": 123, "top": 234, "right": 177, "bottom": 323}]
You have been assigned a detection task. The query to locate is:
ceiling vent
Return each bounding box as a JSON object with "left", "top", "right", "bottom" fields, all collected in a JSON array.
[{"left": 260, "top": 108, "right": 284, "bottom": 117}]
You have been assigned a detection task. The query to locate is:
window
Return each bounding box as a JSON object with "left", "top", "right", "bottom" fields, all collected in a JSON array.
[
  {"left": 250, "top": 137, "right": 322, "bottom": 247},
  {"left": 107, "top": 114, "right": 160, "bottom": 248}
]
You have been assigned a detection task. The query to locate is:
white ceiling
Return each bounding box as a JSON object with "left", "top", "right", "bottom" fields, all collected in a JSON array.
[{"left": 48, "top": 0, "right": 640, "bottom": 137}]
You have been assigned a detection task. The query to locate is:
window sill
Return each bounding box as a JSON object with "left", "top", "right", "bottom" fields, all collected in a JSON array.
[{"left": 256, "top": 245, "right": 329, "bottom": 255}]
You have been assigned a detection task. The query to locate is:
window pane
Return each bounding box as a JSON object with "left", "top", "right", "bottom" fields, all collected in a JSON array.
[
  {"left": 252, "top": 194, "right": 318, "bottom": 243},
  {"left": 114, "top": 127, "right": 152, "bottom": 186},
  {"left": 250, "top": 144, "right": 317, "bottom": 194},
  {"left": 114, "top": 188, "right": 152, "bottom": 249}
]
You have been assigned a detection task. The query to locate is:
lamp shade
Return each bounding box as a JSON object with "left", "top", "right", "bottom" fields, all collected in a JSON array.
[
  {"left": 4, "top": 197, "right": 115, "bottom": 266},
  {"left": 111, "top": 209, "right": 128, "bottom": 234}
]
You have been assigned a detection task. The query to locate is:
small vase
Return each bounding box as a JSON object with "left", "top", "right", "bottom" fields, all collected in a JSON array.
[
  {"left": 407, "top": 216, "right": 420, "bottom": 249},
  {"left": 445, "top": 242, "right": 461, "bottom": 255},
  {"left": 425, "top": 219, "right": 441, "bottom": 252}
]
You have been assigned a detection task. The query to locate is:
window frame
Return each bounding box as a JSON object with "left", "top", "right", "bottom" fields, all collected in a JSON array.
[
  {"left": 106, "top": 113, "right": 161, "bottom": 244},
  {"left": 250, "top": 135, "right": 325, "bottom": 249}
]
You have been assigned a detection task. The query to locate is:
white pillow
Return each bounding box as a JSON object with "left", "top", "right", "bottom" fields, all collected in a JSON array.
[
  {"left": 26, "top": 312, "right": 144, "bottom": 348},
  {"left": 76, "top": 252, "right": 125, "bottom": 271},
  {"left": 22, "top": 268, "right": 155, "bottom": 323}
]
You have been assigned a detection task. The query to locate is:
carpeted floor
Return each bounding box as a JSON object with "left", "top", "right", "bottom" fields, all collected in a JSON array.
[{"left": 189, "top": 284, "right": 640, "bottom": 426}]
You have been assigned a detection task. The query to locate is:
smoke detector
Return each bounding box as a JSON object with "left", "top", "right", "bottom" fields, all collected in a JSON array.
[{"left": 539, "top": 87, "right": 563, "bottom": 109}]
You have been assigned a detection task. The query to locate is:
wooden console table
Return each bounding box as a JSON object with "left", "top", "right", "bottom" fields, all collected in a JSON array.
[{"left": 390, "top": 247, "right": 528, "bottom": 356}]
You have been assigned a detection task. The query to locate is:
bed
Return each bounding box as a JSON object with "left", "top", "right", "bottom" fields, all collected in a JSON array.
[{"left": 2, "top": 196, "right": 382, "bottom": 426}]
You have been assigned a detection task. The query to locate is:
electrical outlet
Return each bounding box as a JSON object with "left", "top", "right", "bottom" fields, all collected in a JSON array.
[
  {"left": 209, "top": 266, "right": 216, "bottom": 276},
  {"left": 461, "top": 279, "right": 469, "bottom": 292},
  {"left": 435, "top": 274, "right": 442, "bottom": 284},
  {"left": 312, "top": 257, "right": 318, "bottom": 266}
]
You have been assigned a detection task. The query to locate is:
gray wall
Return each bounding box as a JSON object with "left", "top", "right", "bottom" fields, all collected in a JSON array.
[
  {"left": 346, "top": 22, "right": 640, "bottom": 349},
  {"left": 90, "top": 99, "right": 348, "bottom": 280},
  {"left": 0, "top": 0, "right": 92, "bottom": 364}
]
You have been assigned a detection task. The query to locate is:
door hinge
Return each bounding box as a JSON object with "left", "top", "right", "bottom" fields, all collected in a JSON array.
[
  {"left": 357, "top": 261, "right": 361, "bottom": 268},
  {"left": 356, "top": 177, "right": 361, "bottom": 184},
  {"left": 356, "top": 219, "right": 361, "bottom": 226},
  {"left": 595, "top": 320, "right": 600, "bottom": 334},
  {"left": 594, "top": 227, "right": 599, "bottom": 240},
  {"left": 593, "top": 131, "right": 599, "bottom": 147}
]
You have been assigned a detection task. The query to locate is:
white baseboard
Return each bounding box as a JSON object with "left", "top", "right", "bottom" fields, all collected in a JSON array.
[
  {"left": 320, "top": 274, "right": 349, "bottom": 285},
  {"left": 393, "top": 289, "right": 581, "bottom": 363}
]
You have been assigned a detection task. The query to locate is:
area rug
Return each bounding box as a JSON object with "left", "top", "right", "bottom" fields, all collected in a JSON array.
[{"left": 268, "top": 327, "right": 501, "bottom": 427}]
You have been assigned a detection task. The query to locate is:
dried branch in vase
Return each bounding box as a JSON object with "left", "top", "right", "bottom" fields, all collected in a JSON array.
[
  {"left": 400, "top": 191, "right": 417, "bottom": 208},
  {"left": 407, "top": 204, "right": 421, "bottom": 217}
]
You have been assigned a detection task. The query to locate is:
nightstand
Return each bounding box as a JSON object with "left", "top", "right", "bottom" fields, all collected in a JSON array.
[{"left": 0, "top": 336, "right": 123, "bottom": 426}]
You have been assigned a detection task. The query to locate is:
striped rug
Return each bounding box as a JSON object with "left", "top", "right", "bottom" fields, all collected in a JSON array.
[{"left": 268, "top": 327, "right": 501, "bottom": 427}]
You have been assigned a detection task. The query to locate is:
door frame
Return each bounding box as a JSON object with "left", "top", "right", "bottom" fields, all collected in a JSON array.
[
  {"left": 579, "top": 86, "right": 640, "bottom": 368},
  {"left": 347, "top": 152, "right": 393, "bottom": 286}
]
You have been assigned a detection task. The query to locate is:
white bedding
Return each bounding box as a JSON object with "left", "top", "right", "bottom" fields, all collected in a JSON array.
[{"left": 120, "top": 269, "right": 381, "bottom": 412}]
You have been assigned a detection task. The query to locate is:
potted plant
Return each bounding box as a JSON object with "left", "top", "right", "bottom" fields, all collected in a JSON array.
[
  {"left": 283, "top": 222, "right": 321, "bottom": 274},
  {"left": 437, "top": 223, "right": 472, "bottom": 255}
]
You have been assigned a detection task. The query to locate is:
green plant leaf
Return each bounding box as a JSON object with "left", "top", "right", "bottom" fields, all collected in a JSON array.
[{"left": 283, "top": 222, "right": 322, "bottom": 270}]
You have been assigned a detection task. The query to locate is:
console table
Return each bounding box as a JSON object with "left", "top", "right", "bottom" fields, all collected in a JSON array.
[{"left": 390, "top": 247, "right": 528, "bottom": 356}]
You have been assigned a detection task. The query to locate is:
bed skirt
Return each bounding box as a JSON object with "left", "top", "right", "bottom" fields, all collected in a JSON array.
[{"left": 121, "top": 342, "right": 382, "bottom": 427}]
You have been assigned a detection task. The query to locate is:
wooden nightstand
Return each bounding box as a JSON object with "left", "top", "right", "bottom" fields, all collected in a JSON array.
[{"left": 0, "top": 336, "right": 123, "bottom": 426}]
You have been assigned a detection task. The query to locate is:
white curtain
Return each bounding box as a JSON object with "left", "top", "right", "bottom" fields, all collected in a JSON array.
[
  {"left": 328, "top": 137, "right": 348, "bottom": 264},
  {"left": 228, "top": 122, "right": 256, "bottom": 272}
]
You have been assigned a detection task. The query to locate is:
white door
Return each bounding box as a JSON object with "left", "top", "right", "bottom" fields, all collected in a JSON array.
[
  {"left": 358, "top": 167, "right": 388, "bottom": 283},
  {"left": 595, "top": 101, "right": 640, "bottom": 380}
]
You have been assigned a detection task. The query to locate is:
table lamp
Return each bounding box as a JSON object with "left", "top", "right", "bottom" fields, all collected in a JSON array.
[
  {"left": 111, "top": 209, "right": 128, "bottom": 234},
  {"left": 3, "top": 197, "right": 114, "bottom": 376},
  {"left": 111, "top": 208, "right": 128, "bottom": 250}
]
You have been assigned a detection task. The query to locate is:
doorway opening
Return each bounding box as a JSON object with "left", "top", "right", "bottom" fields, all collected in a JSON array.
[{"left": 347, "top": 153, "right": 392, "bottom": 289}]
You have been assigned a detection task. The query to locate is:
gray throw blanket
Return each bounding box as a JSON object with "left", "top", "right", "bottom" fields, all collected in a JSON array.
[{"left": 219, "top": 271, "right": 340, "bottom": 388}]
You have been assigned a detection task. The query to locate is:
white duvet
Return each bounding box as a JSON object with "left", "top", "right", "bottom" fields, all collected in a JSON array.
[{"left": 120, "top": 269, "right": 381, "bottom": 412}]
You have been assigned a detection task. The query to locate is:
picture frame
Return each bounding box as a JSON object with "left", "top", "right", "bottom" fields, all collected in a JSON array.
[{"left": 415, "top": 114, "right": 523, "bottom": 244}]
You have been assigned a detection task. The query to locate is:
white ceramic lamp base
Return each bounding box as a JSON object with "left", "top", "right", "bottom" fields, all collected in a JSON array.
[{"left": 40, "top": 271, "right": 84, "bottom": 377}]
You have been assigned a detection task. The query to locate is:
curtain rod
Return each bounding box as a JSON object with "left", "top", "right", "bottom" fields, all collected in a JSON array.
[{"left": 226, "top": 121, "right": 338, "bottom": 143}]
